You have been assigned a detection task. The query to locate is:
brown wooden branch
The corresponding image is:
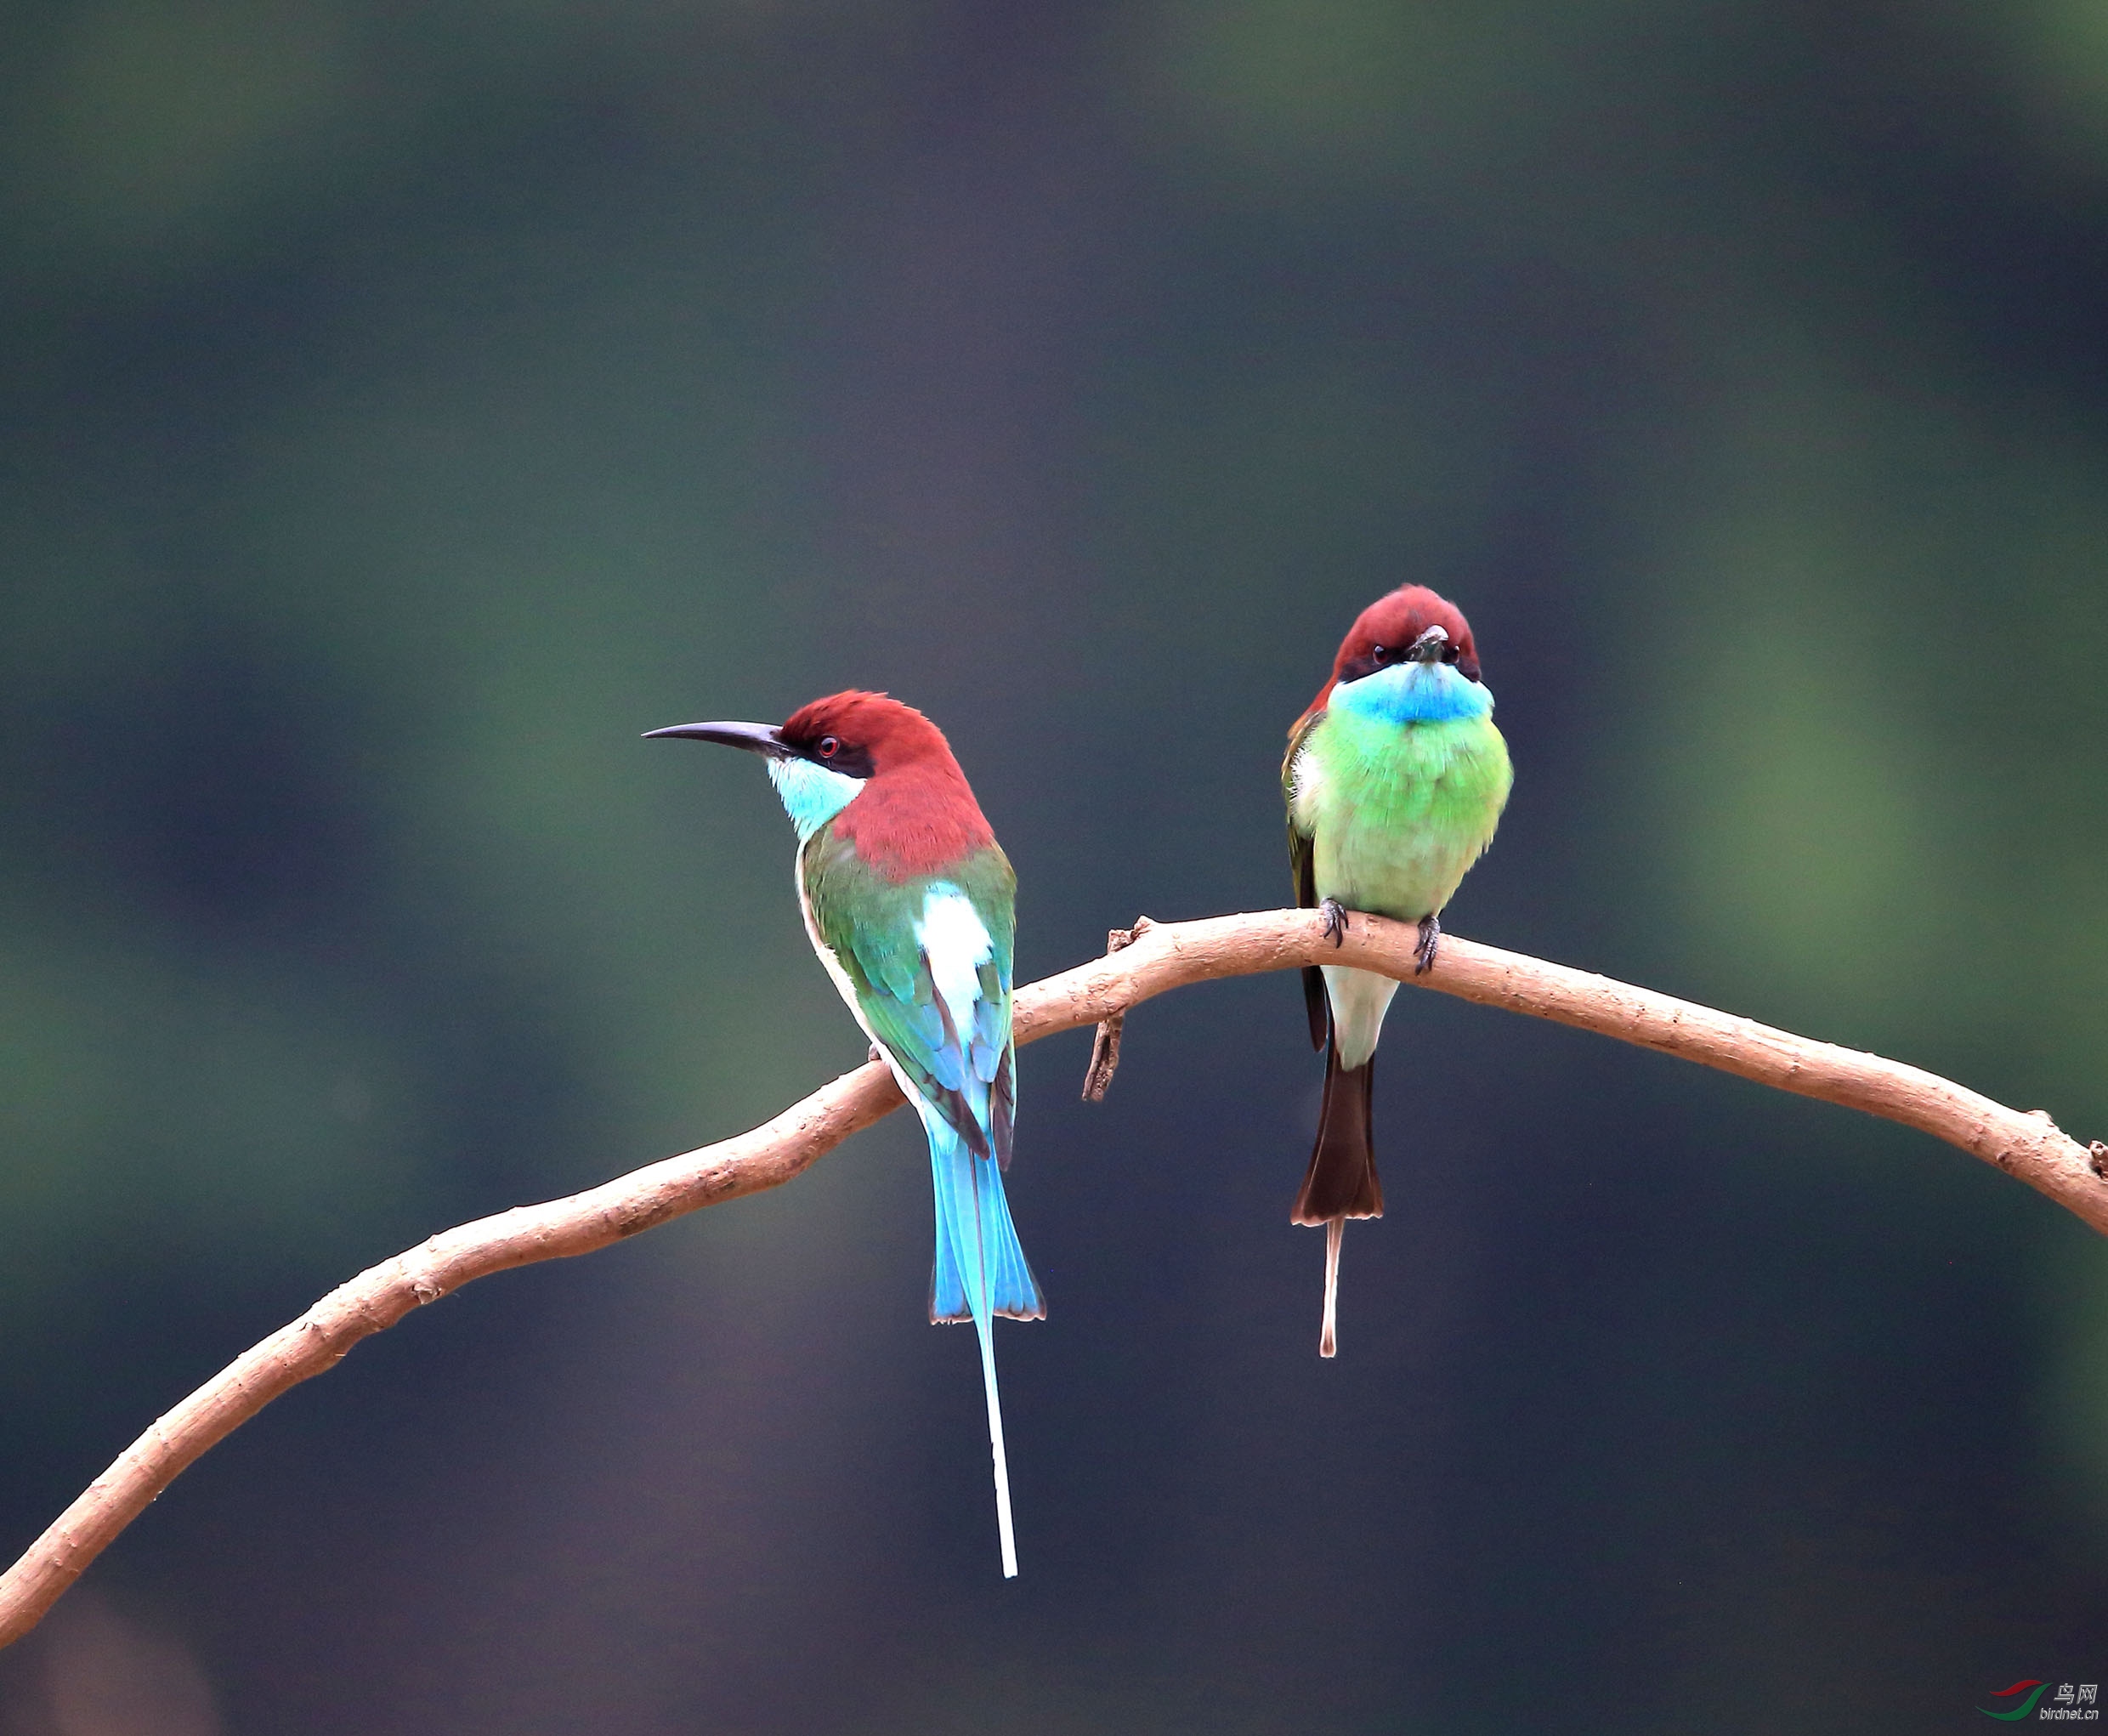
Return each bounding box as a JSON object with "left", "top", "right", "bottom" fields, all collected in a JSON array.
[{"left": 3, "top": 905, "right": 2102, "bottom": 1648}]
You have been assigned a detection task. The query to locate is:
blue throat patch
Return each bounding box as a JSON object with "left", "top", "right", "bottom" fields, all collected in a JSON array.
[
  {"left": 1331, "top": 660, "right": 1493, "bottom": 726},
  {"left": 768, "top": 757, "right": 864, "bottom": 839}
]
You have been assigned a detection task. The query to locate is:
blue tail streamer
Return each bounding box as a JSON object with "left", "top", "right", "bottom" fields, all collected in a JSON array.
[{"left": 921, "top": 1118, "right": 1041, "bottom": 1577}]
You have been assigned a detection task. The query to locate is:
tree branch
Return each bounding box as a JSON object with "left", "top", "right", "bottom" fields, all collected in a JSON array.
[{"left": 3, "top": 906, "right": 2101, "bottom": 1648}]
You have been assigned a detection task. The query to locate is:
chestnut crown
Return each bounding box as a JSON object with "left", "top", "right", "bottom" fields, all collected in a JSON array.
[{"left": 776, "top": 690, "right": 958, "bottom": 781}]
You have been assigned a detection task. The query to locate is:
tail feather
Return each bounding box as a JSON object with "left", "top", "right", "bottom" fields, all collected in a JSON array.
[
  {"left": 1301, "top": 963, "right": 1329, "bottom": 1051},
  {"left": 976, "top": 1325, "right": 1016, "bottom": 1579},
  {"left": 930, "top": 1189, "right": 966, "bottom": 1323},
  {"left": 927, "top": 1132, "right": 1044, "bottom": 1323},
  {"left": 1320, "top": 1218, "right": 1343, "bottom": 1358},
  {"left": 1293, "top": 1042, "right": 1382, "bottom": 1224},
  {"left": 926, "top": 1125, "right": 1044, "bottom": 1579},
  {"left": 1297, "top": 1013, "right": 1381, "bottom": 1360}
]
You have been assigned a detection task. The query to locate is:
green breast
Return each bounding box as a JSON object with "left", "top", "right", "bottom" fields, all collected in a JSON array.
[{"left": 1291, "top": 708, "right": 1512, "bottom": 921}]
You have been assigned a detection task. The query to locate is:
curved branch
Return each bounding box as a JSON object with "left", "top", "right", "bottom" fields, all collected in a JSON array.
[{"left": 2, "top": 906, "right": 2101, "bottom": 1648}]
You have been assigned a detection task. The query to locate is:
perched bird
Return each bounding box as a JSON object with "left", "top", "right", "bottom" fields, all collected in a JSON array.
[
  {"left": 1283, "top": 586, "right": 1513, "bottom": 1358},
  {"left": 647, "top": 691, "right": 1042, "bottom": 1576}
]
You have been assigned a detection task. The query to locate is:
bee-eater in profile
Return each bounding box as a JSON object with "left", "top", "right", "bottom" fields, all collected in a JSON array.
[
  {"left": 1284, "top": 586, "right": 1512, "bottom": 1358},
  {"left": 647, "top": 690, "right": 1042, "bottom": 1576}
]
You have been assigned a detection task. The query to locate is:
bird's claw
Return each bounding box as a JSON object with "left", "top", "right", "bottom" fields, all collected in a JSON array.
[
  {"left": 1414, "top": 914, "right": 1441, "bottom": 975},
  {"left": 1319, "top": 898, "right": 1348, "bottom": 947},
  {"left": 868, "top": 1042, "right": 885, "bottom": 1065}
]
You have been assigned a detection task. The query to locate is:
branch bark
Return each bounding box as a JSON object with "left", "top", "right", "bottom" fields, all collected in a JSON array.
[{"left": 3, "top": 906, "right": 2101, "bottom": 1648}]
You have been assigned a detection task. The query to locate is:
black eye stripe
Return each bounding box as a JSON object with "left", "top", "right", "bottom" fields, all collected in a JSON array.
[
  {"left": 1339, "top": 635, "right": 1476, "bottom": 686},
  {"left": 783, "top": 732, "right": 876, "bottom": 778}
]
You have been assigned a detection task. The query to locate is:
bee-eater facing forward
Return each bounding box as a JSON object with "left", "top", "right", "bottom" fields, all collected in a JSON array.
[
  {"left": 648, "top": 691, "right": 1043, "bottom": 1576},
  {"left": 1284, "top": 586, "right": 1512, "bottom": 1358}
]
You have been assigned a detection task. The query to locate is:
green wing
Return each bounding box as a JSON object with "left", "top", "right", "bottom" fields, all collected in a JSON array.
[
  {"left": 1284, "top": 708, "right": 1329, "bottom": 1051},
  {"left": 803, "top": 826, "right": 1018, "bottom": 1164}
]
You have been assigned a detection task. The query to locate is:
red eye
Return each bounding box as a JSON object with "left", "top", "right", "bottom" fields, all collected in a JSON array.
[{"left": 818, "top": 735, "right": 840, "bottom": 758}]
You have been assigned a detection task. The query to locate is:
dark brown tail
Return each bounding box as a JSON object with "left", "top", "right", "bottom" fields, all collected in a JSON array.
[{"left": 1292, "top": 1040, "right": 1382, "bottom": 1225}]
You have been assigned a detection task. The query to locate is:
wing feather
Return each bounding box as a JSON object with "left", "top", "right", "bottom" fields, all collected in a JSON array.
[
  {"left": 804, "top": 827, "right": 1017, "bottom": 1159},
  {"left": 1284, "top": 708, "right": 1330, "bottom": 1052}
]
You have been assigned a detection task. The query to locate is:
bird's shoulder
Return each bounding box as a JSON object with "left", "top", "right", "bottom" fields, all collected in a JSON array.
[
  {"left": 1284, "top": 705, "right": 1334, "bottom": 832},
  {"left": 1283, "top": 706, "right": 1327, "bottom": 784}
]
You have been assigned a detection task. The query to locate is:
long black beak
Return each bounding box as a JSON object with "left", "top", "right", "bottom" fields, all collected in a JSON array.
[
  {"left": 1407, "top": 625, "right": 1450, "bottom": 664},
  {"left": 642, "top": 719, "right": 791, "bottom": 757}
]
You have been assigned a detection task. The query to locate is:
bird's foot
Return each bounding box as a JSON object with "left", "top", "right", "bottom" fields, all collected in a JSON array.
[
  {"left": 1414, "top": 914, "right": 1442, "bottom": 975},
  {"left": 1319, "top": 898, "right": 1348, "bottom": 948},
  {"left": 868, "top": 1042, "right": 885, "bottom": 1065}
]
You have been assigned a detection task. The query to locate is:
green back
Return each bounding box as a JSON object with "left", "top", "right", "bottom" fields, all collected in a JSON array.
[{"left": 802, "top": 825, "right": 1018, "bottom": 1162}]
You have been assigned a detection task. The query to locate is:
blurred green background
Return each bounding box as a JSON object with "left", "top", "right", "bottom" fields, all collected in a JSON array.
[{"left": 2, "top": 0, "right": 2106, "bottom": 1729}]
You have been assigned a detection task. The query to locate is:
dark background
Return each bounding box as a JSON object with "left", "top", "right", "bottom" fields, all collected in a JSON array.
[{"left": 3, "top": 1, "right": 2106, "bottom": 1730}]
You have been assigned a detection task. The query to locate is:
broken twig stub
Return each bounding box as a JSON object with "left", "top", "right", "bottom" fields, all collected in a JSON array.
[{"left": 1080, "top": 919, "right": 1148, "bottom": 1101}]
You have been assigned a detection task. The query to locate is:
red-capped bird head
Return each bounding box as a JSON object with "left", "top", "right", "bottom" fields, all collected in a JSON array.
[
  {"left": 645, "top": 689, "right": 996, "bottom": 877},
  {"left": 774, "top": 690, "right": 962, "bottom": 779},
  {"left": 643, "top": 689, "right": 957, "bottom": 779},
  {"left": 1300, "top": 584, "right": 1485, "bottom": 723}
]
